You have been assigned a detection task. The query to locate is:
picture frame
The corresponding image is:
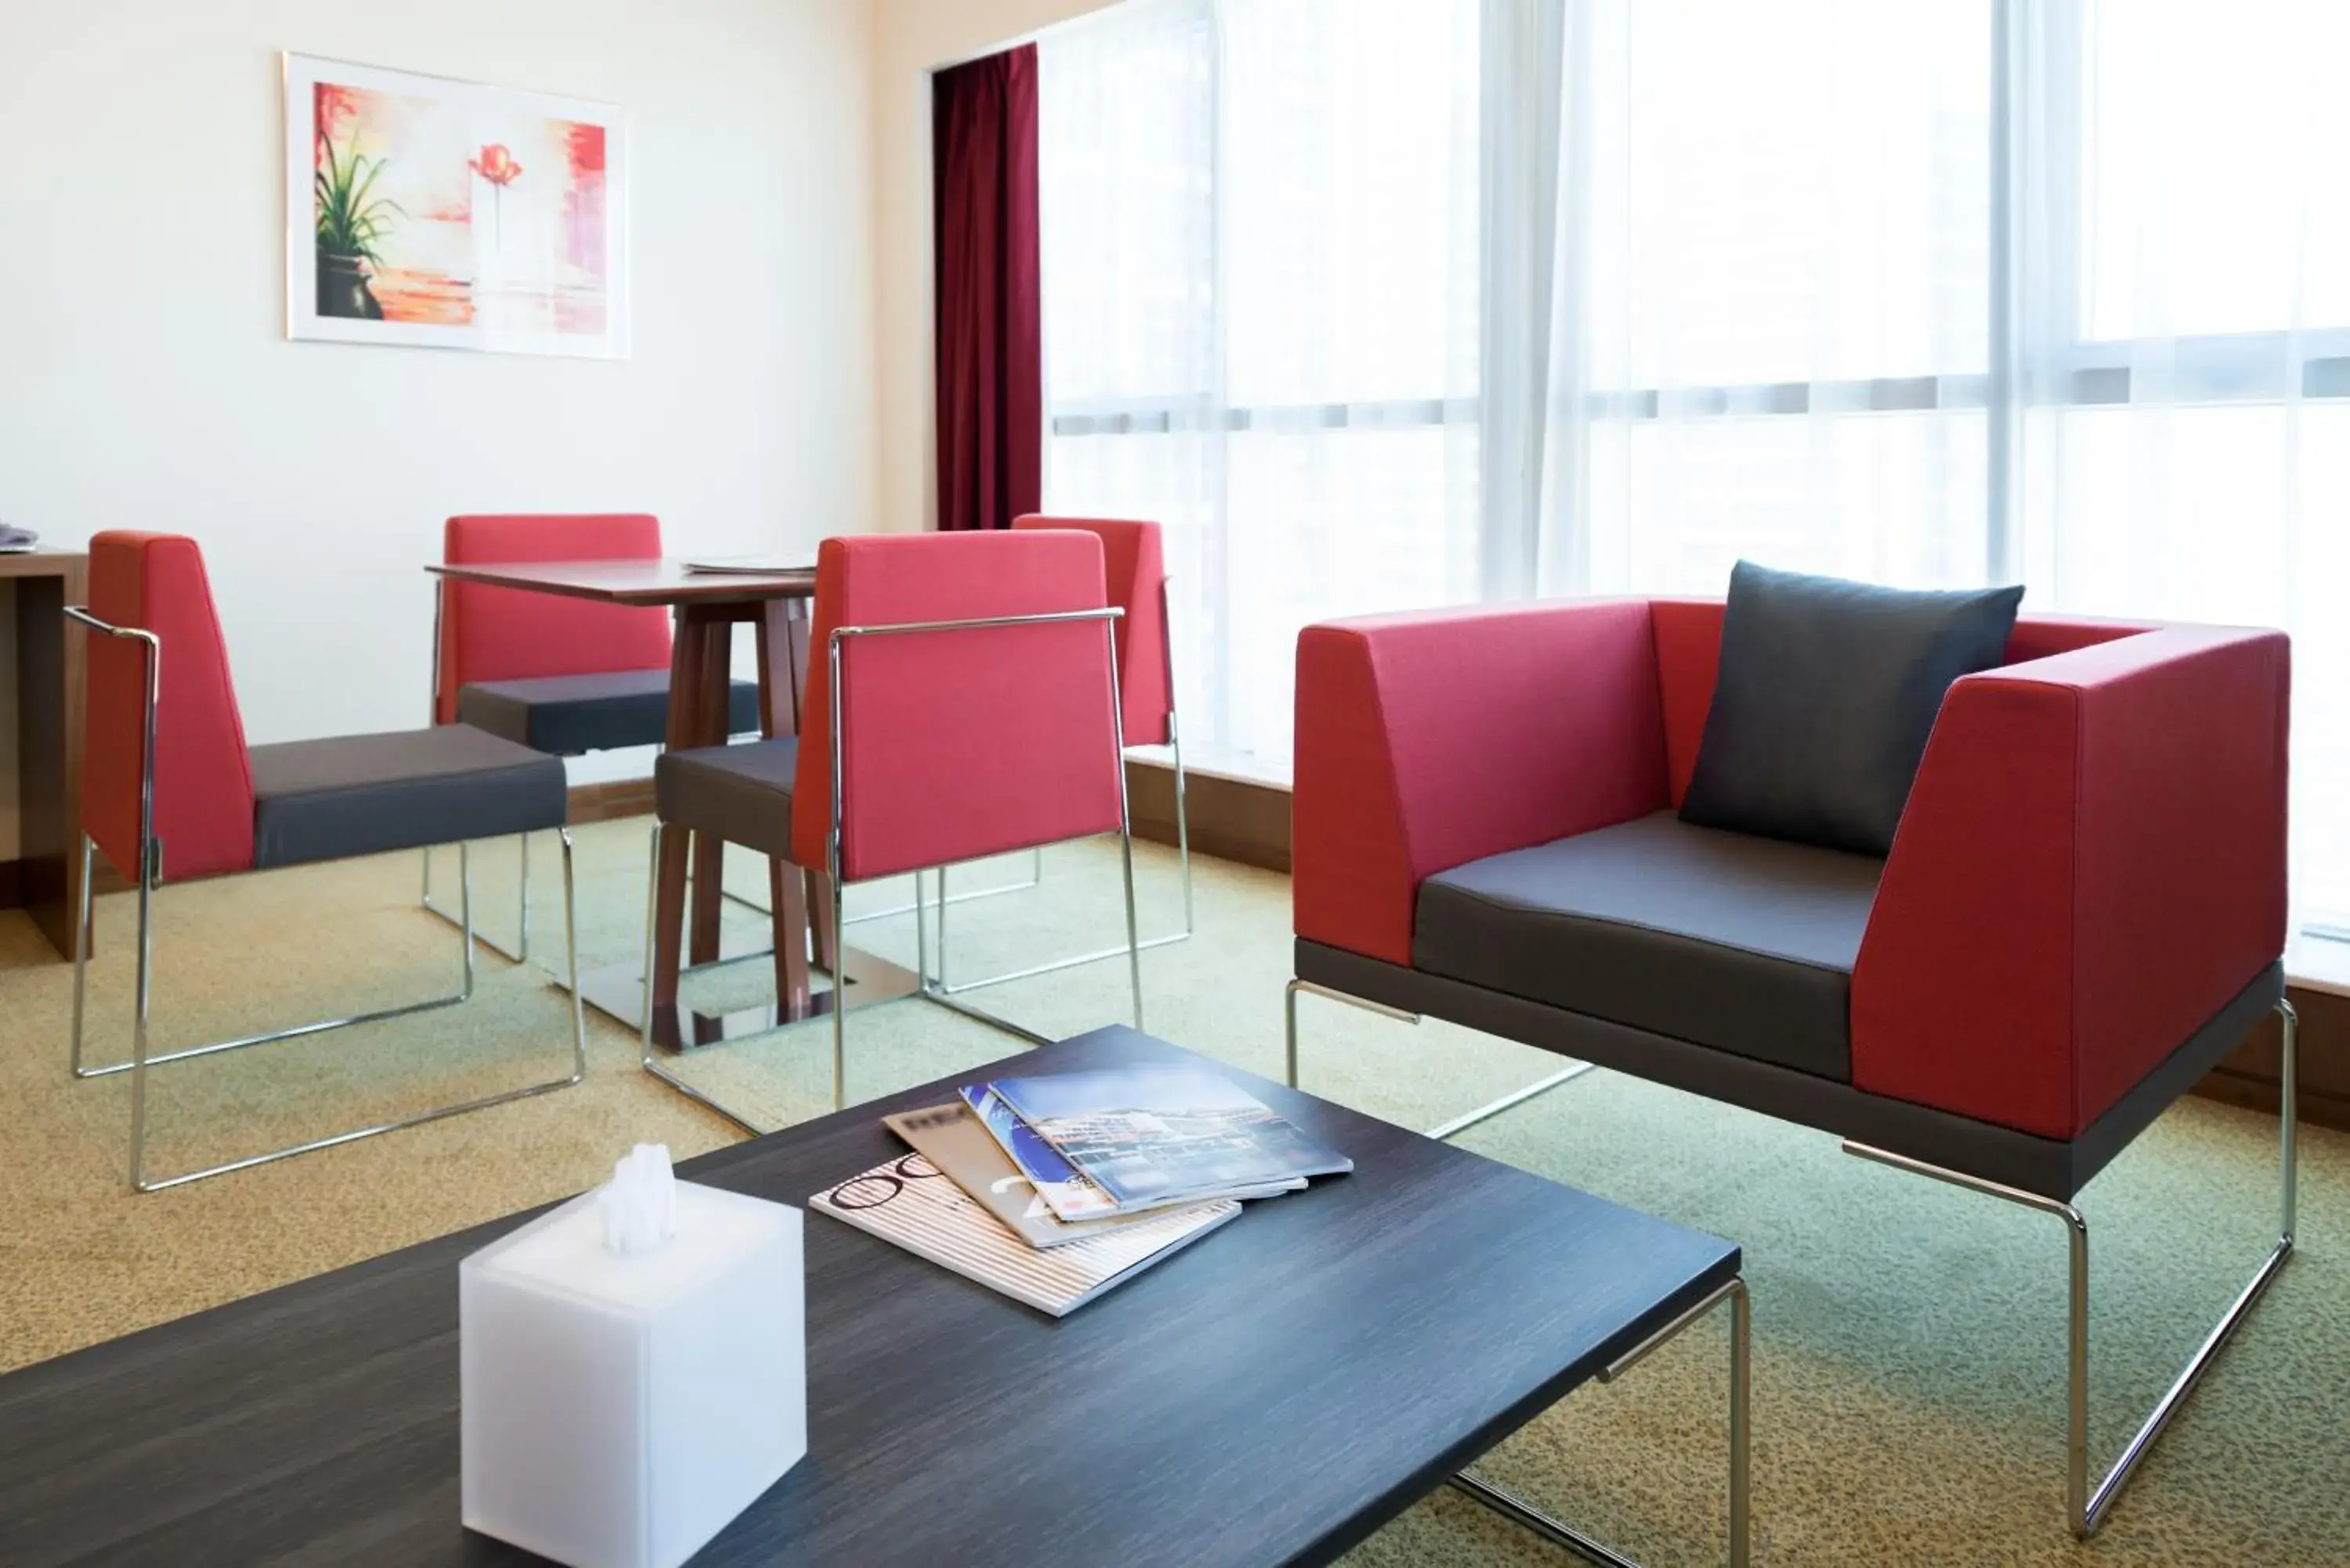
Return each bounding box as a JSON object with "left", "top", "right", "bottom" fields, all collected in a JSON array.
[{"left": 283, "top": 52, "right": 629, "bottom": 358}]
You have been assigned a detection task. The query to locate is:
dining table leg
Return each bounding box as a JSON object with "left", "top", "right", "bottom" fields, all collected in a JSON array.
[
  {"left": 756, "top": 599, "right": 813, "bottom": 1016},
  {"left": 784, "top": 602, "right": 841, "bottom": 977},
  {"left": 687, "top": 616, "right": 732, "bottom": 967},
  {"left": 649, "top": 611, "right": 712, "bottom": 1011}
]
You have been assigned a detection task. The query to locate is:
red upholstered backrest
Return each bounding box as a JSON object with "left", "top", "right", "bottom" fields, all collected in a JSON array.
[
  {"left": 1294, "top": 600, "right": 1669, "bottom": 965},
  {"left": 436, "top": 514, "right": 672, "bottom": 722},
  {"left": 2002, "top": 614, "right": 2152, "bottom": 663},
  {"left": 1012, "top": 515, "right": 1172, "bottom": 746},
  {"left": 1649, "top": 600, "right": 1726, "bottom": 808},
  {"left": 791, "top": 531, "right": 1123, "bottom": 881},
  {"left": 83, "top": 533, "right": 255, "bottom": 881},
  {"left": 1647, "top": 598, "right": 2153, "bottom": 807}
]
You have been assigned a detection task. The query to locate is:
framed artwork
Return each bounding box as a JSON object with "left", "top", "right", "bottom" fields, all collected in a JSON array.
[{"left": 283, "top": 53, "right": 627, "bottom": 357}]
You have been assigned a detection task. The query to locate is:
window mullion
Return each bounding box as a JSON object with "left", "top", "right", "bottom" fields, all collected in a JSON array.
[{"left": 1987, "top": 0, "right": 2019, "bottom": 583}]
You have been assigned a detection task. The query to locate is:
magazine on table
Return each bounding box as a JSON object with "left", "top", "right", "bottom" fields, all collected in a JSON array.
[
  {"left": 959, "top": 1085, "right": 1301, "bottom": 1223},
  {"left": 809, "top": 1152, "right": 1238, "bottom": 1317},
  {"left": 984, "top": 1063, "right": 1352, "bottom": 1215},
  {"left": 882, "top": 1103, "right": 1204, "bottom": 1249},
  {"left": 680, "top": 554, "right": 815, "bottom": 575},
  {"left": 956, "top": 1086, "right": 1122, "bottom": 1219}
]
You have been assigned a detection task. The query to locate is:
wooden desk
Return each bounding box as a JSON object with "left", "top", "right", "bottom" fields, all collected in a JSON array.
[
  {"left": 2, "top": 551, "right": 87, "bottom": 960},
  {"left": 425, "top": 558, "right": 913, "bottom": 1046}
]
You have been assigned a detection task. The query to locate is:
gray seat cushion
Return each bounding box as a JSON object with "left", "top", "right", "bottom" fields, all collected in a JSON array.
[
  {"left": 249, "top": 725, "right": 567, "bottom": 871},
  {"left": 457, "top": 670, "right": 763, "bottom": 756},
  {"left": 654, "top": 738, "right": 797, "bottom": 859},
  {"left": 1412, "top": 811, "right": 1881, "bottom": 1080}
]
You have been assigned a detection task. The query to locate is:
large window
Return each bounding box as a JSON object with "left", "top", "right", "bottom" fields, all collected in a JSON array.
[
  {"left": 1040, "top": 0, "right": 1480, "bottom": 762},
  {"left": 1576, "top": 0, "right": 1994, "bottom": 597},
  {"left": 2025, "top": 0, "right": 2350, "bottom": 934},
  {"left": 1037, "top": 0, "right": 2350, "bottom": 931}
]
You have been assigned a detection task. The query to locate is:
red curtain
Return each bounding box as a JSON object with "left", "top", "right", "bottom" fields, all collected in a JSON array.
[{"left": 932, "top": 45, "right": 1041, "bottom": 532}]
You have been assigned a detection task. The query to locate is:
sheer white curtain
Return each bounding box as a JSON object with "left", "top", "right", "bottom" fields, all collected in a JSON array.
[
  {"left": 1039, "top": 0, "right": 1482, "bottom": 762},
  {"left": 2011, "top": 0, "right": 2350, "bottom": 930},
  {"left": 1040, "top": 0, "right": 2348, "bottom": 933},
  {"left": 1519, "top": 0, "right": 1996, "bottom": 598},
  {"left": 1517, "top": 0, "right": 2346, "bottom": 934}
]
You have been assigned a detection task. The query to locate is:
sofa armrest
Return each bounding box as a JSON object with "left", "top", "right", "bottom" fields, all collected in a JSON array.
[
  {"left": 1292, "top": 600, "right": 1670, "bottom": 965},
  {"left": 1851, "top": 625, "right": 2290, "bottom": 1140}
]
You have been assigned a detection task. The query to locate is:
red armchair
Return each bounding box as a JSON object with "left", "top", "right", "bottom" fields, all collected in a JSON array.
[{"left": 1289, "top": 596, "right": 2293, "bottom": 1539}]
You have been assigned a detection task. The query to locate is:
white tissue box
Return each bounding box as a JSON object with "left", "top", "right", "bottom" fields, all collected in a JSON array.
[{"left": 461, "top": 1182, "right": 807, "bottom": 1568}]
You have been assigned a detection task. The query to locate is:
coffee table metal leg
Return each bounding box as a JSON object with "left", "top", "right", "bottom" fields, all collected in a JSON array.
[{"left": 1451, "top": 1277, "right": 1750, "bottom": 1568}]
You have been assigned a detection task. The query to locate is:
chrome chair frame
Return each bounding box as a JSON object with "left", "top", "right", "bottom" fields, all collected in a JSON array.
[
  {"left": 1286, "top": 979, "right": 1596, "bottom": 1141},
  {"left": 841, "top": 849, "right": 1041, "bottom": 930},
  {"left": 1842, "top": 995, "right": 2298, "bottom": 1541},
  {"left": 418, "top": 580, "right": 767, "bottom": 965},
  {"left": 640, "top": 605, "right": 1144, "bottom": 1133},
  {"left": 419, "top": 577, "right": 532, "bottom": 963},
  {"left": 923, "top": 574, "right": 1194, "bottom": 993},
  {"left": 422, "top": 832, "right": 532, "bottom": 963},
  {"left": 67, "top": 605, "right": 588, "bottom": 1194},
  {"left": 1289, "top": 971, "right": 2299, "bottom": 1542}
]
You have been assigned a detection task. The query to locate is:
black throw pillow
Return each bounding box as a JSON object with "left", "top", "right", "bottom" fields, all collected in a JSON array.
[{"left": 1679, "top": 561, "right": 2024, "bottom": 857}]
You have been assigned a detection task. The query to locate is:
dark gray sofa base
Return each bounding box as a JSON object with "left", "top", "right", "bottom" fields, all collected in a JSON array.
[{"left": 1295, "top": 938, "right": 2283, "bottom": 1203}]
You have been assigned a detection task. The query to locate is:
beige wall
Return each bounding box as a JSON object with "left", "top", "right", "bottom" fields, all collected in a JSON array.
[
  {"left": 869, "top": 0, "right": 1126, "bottom": 533},
  {"left": 0, "top": 0, "right": 877, "bottom": 761},
  {"left": 0, "top": 0, "right": 1122, "bottom": 818}
]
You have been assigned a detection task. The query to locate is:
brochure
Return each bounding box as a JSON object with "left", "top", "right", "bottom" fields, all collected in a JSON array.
[
  {"left": 956, "top": 1085, "right": 1123, "bottom": 1220},
  {"left": 960, "top": 1083, "right": 1300, "bottom": 1223},
  {"left": 882, "top": 1102, "right": 1195, "bottom": 1249},
  {"left": 985, "top": 1063, "right": 1351, "bottom": 1214}
]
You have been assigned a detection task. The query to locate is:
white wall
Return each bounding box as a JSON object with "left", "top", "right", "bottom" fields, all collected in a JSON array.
[
  {"left": 869, "top": 0, "right": 1124, "bottom": 536},
  {"left": 0, "top": 0, "right": 877, "bottom": 775}
]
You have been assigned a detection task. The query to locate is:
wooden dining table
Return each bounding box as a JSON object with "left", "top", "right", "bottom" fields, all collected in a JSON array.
[{"left": 423, "top": 557, "right": 918, "bottom": 1048}]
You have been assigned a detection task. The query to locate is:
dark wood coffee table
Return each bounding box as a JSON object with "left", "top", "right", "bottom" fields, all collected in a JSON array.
[{"left": 0, "top": 1028, "right": 1747, "bottom": 1567}]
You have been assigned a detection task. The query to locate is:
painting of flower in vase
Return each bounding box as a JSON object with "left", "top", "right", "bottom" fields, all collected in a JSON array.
[{"left": 284, "top": 53, "right": 627, "bottom": 357}]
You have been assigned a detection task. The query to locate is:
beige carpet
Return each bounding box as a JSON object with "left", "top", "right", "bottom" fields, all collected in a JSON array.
[{"left": 2, "top": 818, "right": 2346, "bottom": 1566}]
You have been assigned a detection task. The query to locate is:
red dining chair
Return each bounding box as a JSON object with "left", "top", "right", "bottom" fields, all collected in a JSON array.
[
  {"left": 428, "top": 513, "right": 761, "bottom": 959},
  {"left": 637, "top": 529, "right": 1141, "bottom": 1125},
  {"left": 69, "top": 532, "right": 587, "bottom": 1192},
  {"left": 925, "top": 515, "right": 1193, "bottom": 992}
]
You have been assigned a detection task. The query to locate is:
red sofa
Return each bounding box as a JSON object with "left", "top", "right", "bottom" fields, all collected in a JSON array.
[{"left": 1289, "top": 595, "right": 2294, "bottom": 1535}]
